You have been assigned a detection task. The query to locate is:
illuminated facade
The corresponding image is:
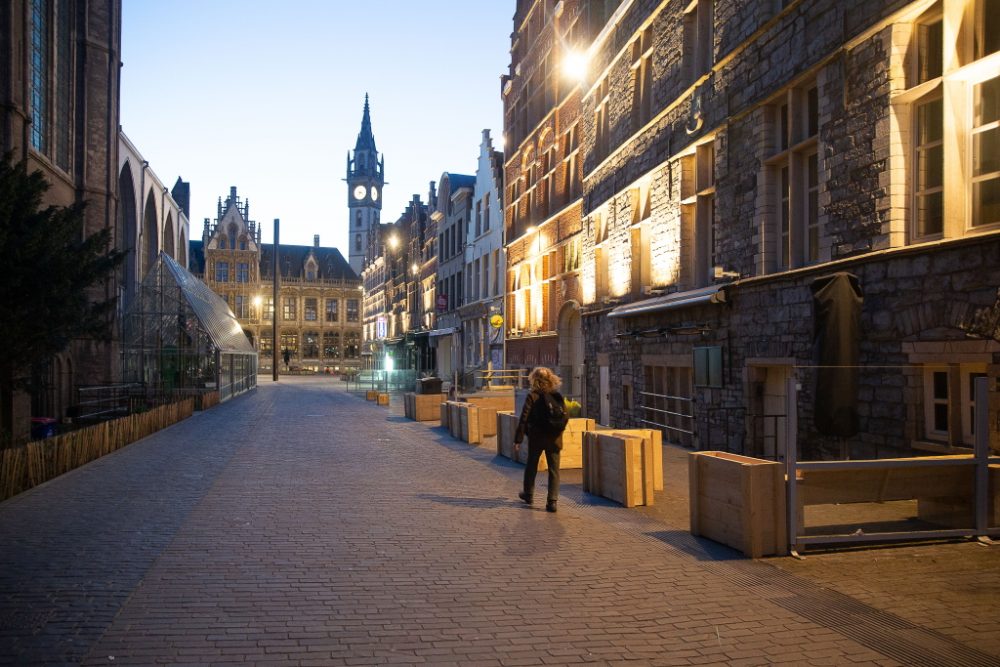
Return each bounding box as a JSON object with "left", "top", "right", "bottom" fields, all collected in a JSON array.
[
  {"left": 502, "top": 0, "right": 612, "bottom": 403},
  {"left": 578, "top": 0, "right": 1000, "bottom": 457},
  {"left": 191, "top": 188, "right": 362, "bottom": 375}
]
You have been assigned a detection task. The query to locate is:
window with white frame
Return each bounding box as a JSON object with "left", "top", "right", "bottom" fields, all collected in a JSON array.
[
  {"left": 900, "top": 1, "right": 1000, "bottom": 241},
  {"left": 763, "top": 82, "right": 822, "bottom": 271},
  {"left": 922, "top": 363, "right": 988, "bottom": 446}
]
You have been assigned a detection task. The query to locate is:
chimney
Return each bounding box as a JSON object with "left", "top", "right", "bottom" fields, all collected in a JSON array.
[{"left": 314, "top": 234, "right": 320, "bottom": 248}]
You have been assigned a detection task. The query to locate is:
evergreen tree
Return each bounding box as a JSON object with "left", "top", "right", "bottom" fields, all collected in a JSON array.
[{"left": 0, "top": 154, "right": 122, "bottom": 442}]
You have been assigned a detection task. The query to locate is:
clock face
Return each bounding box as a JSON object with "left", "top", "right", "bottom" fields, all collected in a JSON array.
[
  {"left": 370, "top": 186, "right": 379, "bottom": 201},
  {"left": 353, "top": 185, "right": 367, "bottom": 200}
]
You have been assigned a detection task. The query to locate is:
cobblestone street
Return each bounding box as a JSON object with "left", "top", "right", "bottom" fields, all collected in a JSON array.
[{"left": 0, "top": 377, "right": 998, "bottom": 666}]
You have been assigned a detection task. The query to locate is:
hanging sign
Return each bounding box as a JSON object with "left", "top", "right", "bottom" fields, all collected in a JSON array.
[{"left": 489, "top": 314, "right": 504, "bottom": 329}]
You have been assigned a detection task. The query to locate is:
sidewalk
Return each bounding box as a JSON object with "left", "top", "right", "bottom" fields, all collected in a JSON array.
[{"left": 0, "top": 376, "right": 996, "bottom": 666}]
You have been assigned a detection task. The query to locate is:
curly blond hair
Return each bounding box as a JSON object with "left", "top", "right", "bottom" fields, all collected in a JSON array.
[{"left": 528, "top": 366, "right": 562, "bottom": 393}]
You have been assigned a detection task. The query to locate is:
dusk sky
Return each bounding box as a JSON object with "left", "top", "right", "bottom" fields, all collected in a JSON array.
[{"left": 121, "top": 1, "right": 512, "bottom": 252}]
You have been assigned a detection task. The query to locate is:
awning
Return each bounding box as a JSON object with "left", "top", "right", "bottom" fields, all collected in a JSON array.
[
  {"left": 428, "top": 327, "right": 458, "bottom": 337},
  {"left": 608, "top": 286, "right": 726, "bottom": 319}
]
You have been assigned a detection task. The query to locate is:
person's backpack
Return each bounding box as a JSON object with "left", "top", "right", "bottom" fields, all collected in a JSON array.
[{"left": 531, "top": 391, "right": 569, "bottom": 436}]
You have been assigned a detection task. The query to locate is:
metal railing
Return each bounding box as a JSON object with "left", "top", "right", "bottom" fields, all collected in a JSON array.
[
  {"left": 784, "top": 377, "right": 999, "bottom": 554},
  {"left": 638, "top": 390, "right": 694, "bottom": 445}
]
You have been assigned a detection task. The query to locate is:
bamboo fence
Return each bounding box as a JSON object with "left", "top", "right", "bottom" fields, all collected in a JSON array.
[{"left": 0, "top": 398, "right": 194, "bottom": 502}]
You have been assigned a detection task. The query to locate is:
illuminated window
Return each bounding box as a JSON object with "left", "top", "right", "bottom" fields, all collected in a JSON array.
[
  {"left": 215, "top": 262, "right": 229, "bottom": 283},
  {"left": 323, "top": 331, "right": 340, "bottom": 358},
  {"left": 29, "top": 0, "right": 47, "bottom": 153},
  {"left": 325, "top": 298, "right": 339, "bottom": 322},
  {"left": 282, "top": 297, "right": 296, "bottom": 321},
  {"left": 346, "top": 299, "right": 359, "bottom": 322}
]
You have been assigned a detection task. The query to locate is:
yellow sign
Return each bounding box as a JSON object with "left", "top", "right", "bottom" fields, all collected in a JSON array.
[{"left": 490, "top": 314, "right": 504, "bottom": 329}]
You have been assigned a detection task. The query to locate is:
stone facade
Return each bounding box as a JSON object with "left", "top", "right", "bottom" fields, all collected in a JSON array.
[
  {"left": 502, "top": 0, "right": 610, "bottom": 401},
  {"left": 578, "top": 0, "right": 1000, "bottom": 458},
  {"left": 190, "top": 188, "right": 362, "bottom": 375}
]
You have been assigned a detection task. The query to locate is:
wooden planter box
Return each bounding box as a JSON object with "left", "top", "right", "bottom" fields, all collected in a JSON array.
[
  {"left": 592, "top": 428, "right": 664, "bottom": 491},
  {"left": 377, "top": 393, "right": 389, "bottom": 406},
  {"left": 582, "top": 432, "right": 655, "bottom": 507},
  {"left": 366, "top": 390, "right": 378, "bottom": 401},
  {"left": 448, "top": 402, "right": 464, "bottom": 438},
  {"left": 440, "top": 401, "right": 450, "bottom": 428},
  {"left": 403, "top": 393, "right": 446, "bottom": 421},
  {"left": 689, "top": 451, "right": 787, "bottom": 558},
  {"left": 497, "top": 411, "right": 518, "bottom": 459},
  {"left": 496, "top": 415, "right": 595, "bottom": 470},
  {"left": 459, "top": 393, "right": 516, "bottom": 414}
]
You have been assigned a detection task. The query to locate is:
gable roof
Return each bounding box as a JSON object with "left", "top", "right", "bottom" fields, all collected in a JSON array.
[{"left": 259, "top": 244, "right": 358, "bottom": 281}]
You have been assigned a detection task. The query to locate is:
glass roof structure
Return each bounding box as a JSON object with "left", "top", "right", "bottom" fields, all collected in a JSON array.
[{"left": 123, "top": 252, "right": 257, "bottom": 400}]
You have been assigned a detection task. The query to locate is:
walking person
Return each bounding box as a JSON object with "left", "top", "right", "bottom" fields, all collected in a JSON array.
[{"left": 514, "top": 367, "right": 568, "bottom": 513}]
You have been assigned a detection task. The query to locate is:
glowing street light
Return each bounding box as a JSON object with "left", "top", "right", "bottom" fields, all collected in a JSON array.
[
  {"left": 387, "top": 234, "right": 400, "bottom": 250},
  {"left": 411, "top": 262, "right": 420, "bottom": 275},
  {"left": 562, "top": 49, "right": 588, "bottom": 82}
]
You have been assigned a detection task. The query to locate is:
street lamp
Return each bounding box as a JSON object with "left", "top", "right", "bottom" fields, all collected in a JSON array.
[{"left": 562, "top": 49, "right": 589, "bottom": 82}]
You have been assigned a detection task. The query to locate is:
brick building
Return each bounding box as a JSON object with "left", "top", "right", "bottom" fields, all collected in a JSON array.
[
  {"left": 190, "top": 188, "right": 362, "bottom": 375},
  {"left": 502, "top": 0, "right": 616, "bottom": 403},
  {"left": 576, "top": 0, "right": 999, "bottom": 458}
]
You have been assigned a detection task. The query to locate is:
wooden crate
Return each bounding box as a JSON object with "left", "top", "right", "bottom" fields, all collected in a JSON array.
[
  {"left": 496, "top": 411, "right": 518, "bottom": 458},
  {"left": 596, "top": 428, "right": 663, "bottom": 491},
  {"left": 377, "top": 393, "right": 389, "bottom": 406},
  {"left": 582, "top": 433, "right": 654, "bottom": 507},
  {"left": 440, "top": 401, "right": 450, "bottom": 428},
  {"left": 403, "top": 393, "right": 446, "bottom": 421},
  {"left": 689, "top": 451, "right": 787, "bottom": 558},
  {"left": 366, "top": 390, "right": 378, "bottom": 401},
  {"left": 448, "top": 402, "right": 464, "bottom": 438},
  {"left": 457, "top": 405, "right": 498, "bottom": 445}
]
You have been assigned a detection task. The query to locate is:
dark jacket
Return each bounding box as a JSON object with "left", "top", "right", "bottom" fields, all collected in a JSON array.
[{"left": 514, "top": 389, "right": 564, "bottom": 447}]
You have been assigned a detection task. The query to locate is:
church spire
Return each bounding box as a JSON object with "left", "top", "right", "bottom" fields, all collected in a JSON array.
[{"left": 355, "top": 93, "right": 377, "bottom": 154}]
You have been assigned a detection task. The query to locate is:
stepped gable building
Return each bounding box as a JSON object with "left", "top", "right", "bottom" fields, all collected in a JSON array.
[
  {"left": 502, "top": 0, "right": 609, "bottom": 403},
  {"left": 190, "top": 187, "right": 362, "bottom": 375},
  {"left": 460, "top": 130, "right": 506, "bottom": 377},
  {"left": 576, "top": 0, "right": 999, "bottom": 458},
  {"left": 347, "top": 94, "right": 385, "bottom": 275},
  {"left": 1, "top": 0, "right": 122, "bottom": 437}
]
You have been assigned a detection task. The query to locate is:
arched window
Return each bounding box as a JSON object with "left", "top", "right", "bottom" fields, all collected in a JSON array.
[
  {"left": 239, "top": 235, "right": 247, "bottom": 250},
  {"left": 218, "top": 236, "right": 227, "bottom": 249},
  {"left": 355, "top": 210, "right": 362, "bottom": 228},
  {"left": 228, "top": 223, "right": 237, "bottom": 249},
  {"left": 355, "top": 233, "right": 362, "bottom": 251}
]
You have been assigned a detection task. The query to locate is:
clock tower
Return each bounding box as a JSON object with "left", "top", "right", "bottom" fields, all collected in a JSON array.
[{"left": 346, "top": 94, "right": 384, "bottom": 274}]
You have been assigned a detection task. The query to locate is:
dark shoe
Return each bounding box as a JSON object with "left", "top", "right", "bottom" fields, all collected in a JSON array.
[
  {"left": 518, "top": 492, "right": 533, "bottom": 505},
  {"left": 545, "top": 501, "right": 557, "bottom": 513}
]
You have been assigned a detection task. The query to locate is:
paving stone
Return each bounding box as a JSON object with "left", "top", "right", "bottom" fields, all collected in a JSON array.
[{"left": 0, "top": 377, "right": 995, "bottom": 666}]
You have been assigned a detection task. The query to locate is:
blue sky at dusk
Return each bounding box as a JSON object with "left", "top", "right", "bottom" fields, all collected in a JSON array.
[{"left": 121, "top": 1, "right": 512, "bottom": 252}]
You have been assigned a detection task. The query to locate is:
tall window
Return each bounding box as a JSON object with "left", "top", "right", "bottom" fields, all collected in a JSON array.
[
  {"left": 259, "top": 331, "right": 273, "bottom": 355},
  {"left": 483, "top": 193, "right": 491, "bottom": 231},
  {"left": 215, "top": 261, "right": 229, "bottom": 283},
  {"left": 631, "top": 26, "right": 654, "bottom": 130},
  {"left": 594, "top": 80, "right": 610, "bottom": 160},
  {"left": 236, "top": 262, "right": 249, "bottom": 283},
  {"left": 903, "top": 2, "right": 1000, "bottom": 239},
  {"left": 262, "top": 296, "right": 274, "bottom": 322},
  {"left": 325, "top": 298, "right": 339, "bottom": 322},
  {"left": 764, "top": 83, "right": 821, "bottom": 271},
  {"left": 682, "top": 0, "right": 713, "bottom": 86},
  {"left": 972, "top": 76, "right": 999, "bottom": 227},
  {"left": 283, "top": 297, "right": 296, "bottom": 321},
  {"left": 29, "top": 0, "right": 48, "bottom": 153},
  {"left": 302, "top": 332, "right": 319, "bottom": 358},
  {"left": 681, "top": 141, "right": 717, "bottom": 286},
  {"left": 344, "top": 331, "right": 360, "bottom": 359},
  {"left": 323, "top": 331, "right": 340, "bottom": 358},
  {"left": 304, "top": 297, "right": 318, "bottom": 321},
  {"left": 346, "top": 298, "right": 359, "bottom": 322},
  {"left": 234, "top": 295, "right": 248, "bottom": 319}
]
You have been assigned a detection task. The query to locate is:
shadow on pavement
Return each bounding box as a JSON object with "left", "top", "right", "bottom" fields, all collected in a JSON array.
[
  {"left": 645, "top": 529, "right": 744, "bottom": 561},
  {"left": 416, "top": 493, "right": 518, "bottom": 509}
]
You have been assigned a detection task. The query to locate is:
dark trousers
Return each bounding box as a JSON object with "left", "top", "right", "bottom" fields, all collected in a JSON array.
[{"left": 523, "top": 438, "right": 560, "bottom": 503}]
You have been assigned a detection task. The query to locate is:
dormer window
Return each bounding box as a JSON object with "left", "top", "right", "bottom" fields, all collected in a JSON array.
[
  {"left": 239, "top": 235, "right": 248, "bottom": 251},
  {"left": 217, "top": 236, "right": 227, "bottom": 249},
  {"left": 305, "top": 257, "right": 318, "bottom": 281}
]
